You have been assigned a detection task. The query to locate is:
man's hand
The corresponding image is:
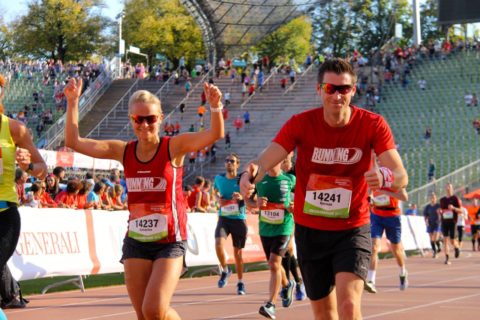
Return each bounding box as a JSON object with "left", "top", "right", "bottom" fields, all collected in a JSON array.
[{"left": 364, "top": 167, "right": 383, "bottom": 190}]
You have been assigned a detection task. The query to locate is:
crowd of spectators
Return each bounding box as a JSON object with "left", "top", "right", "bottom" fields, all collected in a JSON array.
[
  {"left": 0, "top": 59, "right": 105, "bottom": 138},
  {"left": 17, "top": 166, "right": 127, "bottom": 211}
]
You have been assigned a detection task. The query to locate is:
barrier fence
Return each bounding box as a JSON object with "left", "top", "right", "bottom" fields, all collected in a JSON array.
[{"left": 9, "top": 208, "right": 431, "bottom": 285}]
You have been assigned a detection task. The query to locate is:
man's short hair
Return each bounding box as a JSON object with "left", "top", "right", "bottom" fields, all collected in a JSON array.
[
  {"left": 226, "top": 152, "right": 240, "bottom": 164},
  {"left": 194, "top": 176, "right": 205, "bottom": 186},
  {"left": 317, "top": 58, "right": 357, "bottom": 85}
]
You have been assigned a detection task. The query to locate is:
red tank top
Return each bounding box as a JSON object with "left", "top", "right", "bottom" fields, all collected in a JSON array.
[
  {"left": 124, "top": 137, "right": 187, "bottom": 243},
  {"left": 371, "top": 189, "right": 400, "bottom": 217}
]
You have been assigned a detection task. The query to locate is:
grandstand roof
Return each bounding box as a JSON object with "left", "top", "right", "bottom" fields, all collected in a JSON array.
[{"left": 180, "top": 0, "right": 327, "bottom": 61}]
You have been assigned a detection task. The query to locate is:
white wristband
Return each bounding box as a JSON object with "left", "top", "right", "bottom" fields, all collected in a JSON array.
[{"left": 210, "top": 102, "right": 223, "bottom": 112}]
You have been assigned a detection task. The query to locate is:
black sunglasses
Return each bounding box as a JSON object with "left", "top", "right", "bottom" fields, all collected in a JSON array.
[{"left": 225, "top": 159, "right": 236, "bottom": 164}]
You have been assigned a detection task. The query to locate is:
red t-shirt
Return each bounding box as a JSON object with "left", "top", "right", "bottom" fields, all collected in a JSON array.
[{"left": 273, "top": 106, "right": 396, "bottom": 231}]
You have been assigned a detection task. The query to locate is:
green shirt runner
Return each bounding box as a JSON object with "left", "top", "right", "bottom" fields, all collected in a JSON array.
[{"left": 256, "top": 172, "right": 295, "bottom": 237}]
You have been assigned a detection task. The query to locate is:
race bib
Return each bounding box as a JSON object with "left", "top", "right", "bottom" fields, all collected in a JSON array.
[
  {"left": 128, "top": 203, "right": 168, "bottom": 242},
  {"left": 260, "top": 203, "right": 285, "bottom": 224},
  {"left": 303, "top": 174, "right": 352, "bottom": 218},
  {"left": 372, "top": 194, "right": 390, "bottom": 207},
  {"left": 442, "top": 210, "right": 454, "bottom": 219},
  {"left": 475, "top": 219, "right": 480, "bottom": 226},
  {"left": 220, "top": 199, "right": 240, "bottom": 216}
]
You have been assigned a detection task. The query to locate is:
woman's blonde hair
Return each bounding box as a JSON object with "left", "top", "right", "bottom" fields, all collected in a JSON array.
[{"left": 128, "top": 90, "right": 162, "bottom": 114}]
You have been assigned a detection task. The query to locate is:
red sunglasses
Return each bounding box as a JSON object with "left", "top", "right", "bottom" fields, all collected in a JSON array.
[
  {"left": 321, "top": 83, "right": 353, "bottom": 95},
  {"left": 130, "top": 114, "right": 160, "bottom": 125}
]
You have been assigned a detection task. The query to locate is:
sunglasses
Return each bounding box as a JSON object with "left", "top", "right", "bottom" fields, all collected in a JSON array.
[
  {"left": 130, "top": 114, "right": 160, "bottom": 125},
  {"left": 321, "top": 83, "right": 353, "bottom": 95},
  {"left": 225, "top": 159, "right": 236, "bottom": 164}
]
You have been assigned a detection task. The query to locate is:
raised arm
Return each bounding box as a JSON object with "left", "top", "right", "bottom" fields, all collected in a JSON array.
[
  {"left": 365, "top": 149, "right": 408, "bottom": 191},
  {"left": 64, "top": 78, "right": 126, "bottom": 162},
  {"left": 169, "top": 83, "right": 224, "bottom": 166}
]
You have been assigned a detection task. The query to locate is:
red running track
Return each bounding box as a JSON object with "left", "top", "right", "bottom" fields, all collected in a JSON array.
[{"left": 5, "top": 251, "right": 480, "bottom": 320}]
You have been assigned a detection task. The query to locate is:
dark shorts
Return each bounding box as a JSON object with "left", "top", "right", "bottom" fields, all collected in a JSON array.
[
  {"left": 472, "top": 225, "right": 480, "bottom": 235},
  {"left": 457, "top": 226, "right": 464, "bottom": 241},
  {"left": 295, "top": 223, "right": 371, "bottom": 301},
  {"left": 260, "top": 235, "right": 290, "bottom": 260},
  {"left": 441, "top": 220, "right": 457, "bottom": 240},
  {"left": 215, "top": 216, "right": 247, "bottom": 249},
  {"left": 370, "top": 213, "right": 402, "bottom": 244},
  {"left": 120, "top": 237, "right": 186, "bottom": 263},
  {"left": 427, "top": 223, "right": 441, "bottom": 233}
]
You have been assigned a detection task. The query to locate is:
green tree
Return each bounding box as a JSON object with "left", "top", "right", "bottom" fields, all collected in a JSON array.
[
  {"left": 0, "top": 18, "right": 14, "bottom": 60},
  {"left": 420, "top": 0, "right": 444, "bottom": 43},
  {"left": 122, "top": 0, "right": 203, "bottom": 68},
  {"left": 254, "top": 16, "right": 313, "bottom": 67},
  {"left": 352, "top": 0, "right": 411, "bottom": 55},
  {"left": 311, "top": 1, "right": 358, "bottom": 57},
  {"left": 11, "top": 0, "right": 109, "bottom": 62}
]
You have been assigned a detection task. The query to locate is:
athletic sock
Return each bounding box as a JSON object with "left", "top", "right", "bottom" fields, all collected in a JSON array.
[
  {"left": 238, "top": 279, "right": 243, "bottom": 284},
  {"left": 282, "top": 252, "right": 291, "bottom": 280},
  {"left": 399, "top": 266, "right": 407, "bottom": 276},
  {"left": 289, "top": 255, "right": 302, "bottom": 284},
  {"left": 431, "top": 241, "right": 436, "bottom": 252},
  {"left": 445, "top": 254, "right": 449, "bottom": 262},
  {"left": 367, "top": 269, "right": 376, "bottom": 283}
]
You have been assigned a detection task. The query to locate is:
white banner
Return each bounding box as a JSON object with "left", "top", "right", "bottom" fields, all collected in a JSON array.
[
  {"left": 7, "top": 209, "right": 431, "bottom": 281},
  {"left": 36, "top": 149, "right": 123, "bottom": 171}
]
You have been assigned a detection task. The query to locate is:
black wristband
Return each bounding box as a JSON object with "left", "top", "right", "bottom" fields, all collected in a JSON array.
[{"left": 237, "top": 171, "right": 247, "bottom": 185}]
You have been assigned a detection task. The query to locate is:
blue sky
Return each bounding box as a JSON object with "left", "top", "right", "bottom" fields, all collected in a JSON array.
[{"left": 2, "top": 0, "right": 124, "bottom": 23}]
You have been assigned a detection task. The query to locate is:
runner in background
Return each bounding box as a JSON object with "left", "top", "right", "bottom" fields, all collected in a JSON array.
[
  {"left": 365, "top": 186, "right": 409, "bottom": 293},
  {"left": 467, "top": 199, "right": 480, "bottom": 251},
  {"left": 423, "top": 193, "right": 442, "bottom": 258},
  {"left": 252, "top": 160, "right": 296, "bottom": 319},
  {"left": 213, "top": 153, "right": 247, "bottom": 295},
  {"left": 439, "top": 183, "right": 462, "bottom": 265},
  {"left": 280, "top": 152, "right": 306, "bottom": 301}
]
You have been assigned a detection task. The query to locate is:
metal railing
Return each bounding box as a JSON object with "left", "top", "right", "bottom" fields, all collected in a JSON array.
[
  {"left": 40, "top": 56, "right": 121, "bottom": 149},
  {"left": 113, "top": 69, "right": 195, "bottom": 139},
  {"left": 283, "top": 63, "right": 316, "bottom": 95},
  {"left": 240, "top": 68, "right": 279, "bottom": 109},
  {"left": 86, "top": 78, "right": 139, "bottom": 138},
  {"left": 408, "top": 158, "right": 480, "bottom": 209}
]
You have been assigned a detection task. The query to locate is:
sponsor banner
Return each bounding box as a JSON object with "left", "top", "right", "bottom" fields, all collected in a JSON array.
[
  {"left": 36, "top": 149, "right": 123, "bottom": 171},
  {"left": 88, "top": 210, "right": 129, "bottom": 275},
  {"left": 8, "top": 208, "right": 93, "bottom": 281},
  {"left": 8, "top": 209, "right": 431, "bottom": 281}
]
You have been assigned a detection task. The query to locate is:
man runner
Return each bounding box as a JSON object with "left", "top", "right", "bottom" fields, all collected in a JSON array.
[
  {"left": 240, "top": 58, "right": 408, "bottom": 319},
  {"left": 213, "top": 153, "right": 247, "bottom": 295}
]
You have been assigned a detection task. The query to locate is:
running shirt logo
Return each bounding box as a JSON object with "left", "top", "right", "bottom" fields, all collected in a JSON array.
[
  {"left": 311, "top": 147, "right": 362, "bottom": 165},
  {"left": 126, "top": 177, "right": 167, "bottom": 192}
]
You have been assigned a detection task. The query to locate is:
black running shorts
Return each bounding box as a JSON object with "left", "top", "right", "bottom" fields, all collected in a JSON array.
[
  {"left": 214, "top": 216, "right": 248, "bottom": 249},
  {"left": 120, "top": 237, "right": 186, "bottom": 262},
  {"left": 260, "top": 235, "right": 291, "bottom": 260},
  {"left": 295, "top": 223, "right": 371, "bottom": 301},
  {"left": 441, "top": 220, "right": 457, "bottom": 240}
]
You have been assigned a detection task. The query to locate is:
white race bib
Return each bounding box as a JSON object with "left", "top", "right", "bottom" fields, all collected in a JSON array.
[
  {"left": 372, "top": 194, "right": 390, "bottom": 207},
  {"left": 128, "top": 213, "right": 168, "bottom": 242},
  {"left": 220, "top": 200, "right": 240, "bottom": 216},
  {"left": 260, "top": 203, "right": 285, "bottom": 224},
  {"left": 304, "top": 175, "right": 352, "bottom": 219},
  {"left": 442, "top": 210, "right": 454, "bottom": 219}
]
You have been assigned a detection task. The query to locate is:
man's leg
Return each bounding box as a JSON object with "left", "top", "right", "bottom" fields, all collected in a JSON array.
[
  {"left": 233, "top": 247, "right": 244, "bottom": 282},
  {"left": 335, "top": 272, "right": 364, "bottom": 320},
  {"left": 310, "top": 290, "right": 338, "bottom": 320},
  {"left": 215, "top": 237, "right": 228, "bottom": 271},
  {"left": 365, "top": 238, "right": 380, "bottom": 293}
]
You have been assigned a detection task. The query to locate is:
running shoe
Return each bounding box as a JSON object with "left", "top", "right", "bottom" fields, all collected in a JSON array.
[
  {"left": 444, "top": 259, "right": 451, "bottom": 265},
  {"left": 295, "top": 283, "right": 306, "bottom": 301},
  {"left": 237, "top": 282, "right": 246, "bottom": 295},
  {"left": 282, "top": 280, "right": 295, "bottom": 308},
  {"left": 259, "top": 302, "right": 276, "bottom": 319},
  {"left": 1, "top": 297, "right": 27, "bottom": 309},
  {"left": 218, "top": 269, "right": 232, "bottom": 288},
  {"left": 432, "top": 250, "right": 437, "bottom": 259},
  {"left": 454, "top": 247, "right": 460, "bottom": 258},
  {"left": 399, "top": 272, "right": 408, "bottom": 290},
  {"left": 364, "top": 281, "right": 377, "bottom": 294}
]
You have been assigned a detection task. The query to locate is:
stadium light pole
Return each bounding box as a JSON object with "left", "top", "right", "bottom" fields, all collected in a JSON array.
[
  {"left": 412, "top": 0, "right": 421, "bottom": 46},
  {"left": 116, "top": 11, "right": 125, "bottom": 58}
]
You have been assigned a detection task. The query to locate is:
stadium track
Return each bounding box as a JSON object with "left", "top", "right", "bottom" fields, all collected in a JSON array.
[{"left": 5, "top": 252, "right": 480, "bottom": 320}]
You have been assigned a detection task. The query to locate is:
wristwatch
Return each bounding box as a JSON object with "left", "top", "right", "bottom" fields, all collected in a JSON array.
[{"left": 26, "top": 163, "right": 34, "bottom": 173}]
